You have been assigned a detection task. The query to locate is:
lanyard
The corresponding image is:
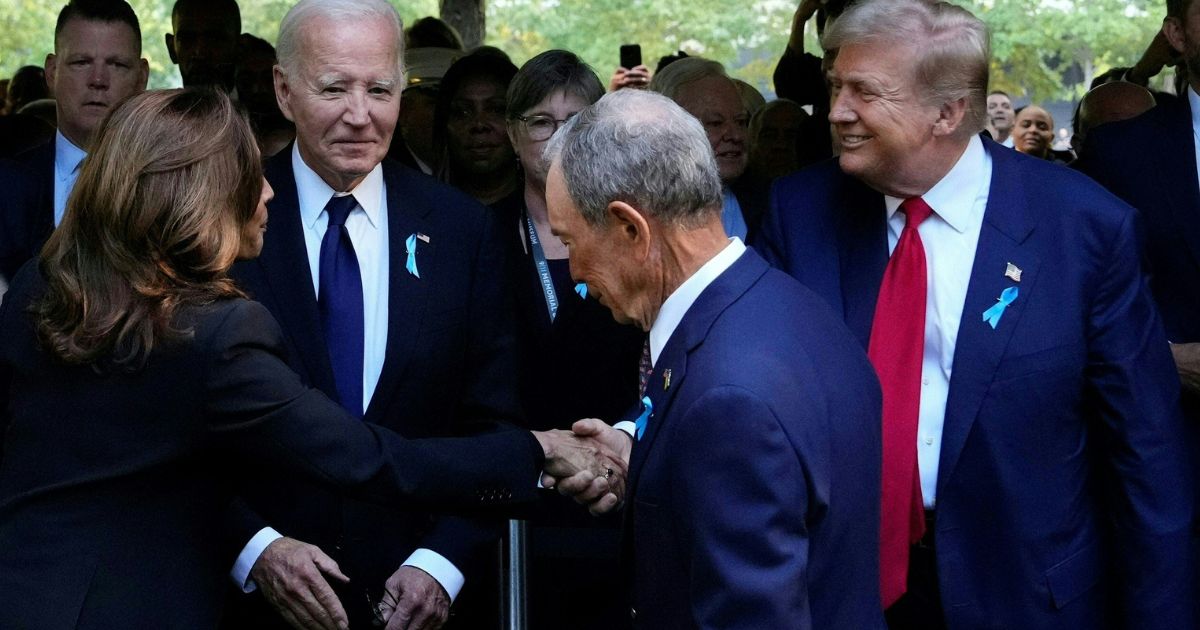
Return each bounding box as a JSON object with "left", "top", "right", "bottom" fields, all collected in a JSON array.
[{"left": 525, "top": 214, "right": 561, "bottom": 321}]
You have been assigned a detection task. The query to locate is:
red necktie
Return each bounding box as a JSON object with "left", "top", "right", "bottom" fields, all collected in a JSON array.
[{"left": 869, "top": 197, "right": 933, "bottom": 608}]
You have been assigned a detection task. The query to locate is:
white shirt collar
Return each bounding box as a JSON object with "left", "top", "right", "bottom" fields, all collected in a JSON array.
[
  {"left": 292, "top": 142, "right": 384, "bottom": 230},
  {"left": 884, "top": 134, "right": 987, "bottom": 233},
  {"left": 648, "top": 237, "right": 747, "bottom": 365},
  {"left": 54, "top": 131, "right": 87, "bottom": 179}
]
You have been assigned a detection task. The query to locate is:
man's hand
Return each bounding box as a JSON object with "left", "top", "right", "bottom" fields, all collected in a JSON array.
[
  {"left": 250, "top": 536, "right": 350, "bottom": 630},
  {"left": 609, "top": 65, "right": 651, "bottom": 92},
  {"left": 535, "top": 420, "right": 631, "bottom": 515},
  {"left": 1171, "top": 342, "right": 1200, "bottom": 393},
  {"left": 378, "top": 566, "right": 449, "bottom": 630},
  {"left": 789, "top": 0, "right": 825, "bottom": 50},
  {"left": 1129, "top": 29, "right": 1179, "bottom": 85}
]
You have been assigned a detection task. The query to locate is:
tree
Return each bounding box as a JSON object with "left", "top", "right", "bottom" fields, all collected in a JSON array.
[{"left": 0, "top": 0, "right": 1170, "bottom": 104}]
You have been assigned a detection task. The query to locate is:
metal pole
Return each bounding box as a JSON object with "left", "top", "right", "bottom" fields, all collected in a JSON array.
[{"left": 503, "top": 519, "right": 528, "bottom": 630}]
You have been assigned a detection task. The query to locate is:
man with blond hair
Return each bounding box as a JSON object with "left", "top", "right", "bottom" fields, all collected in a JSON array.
[{"left": 760, "top": 0, "right": 1193, "bottom": 627}]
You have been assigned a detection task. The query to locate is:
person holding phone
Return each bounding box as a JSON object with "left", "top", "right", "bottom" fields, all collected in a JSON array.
[{"left": 609, "top": 43, "right": 651, "bottom": 91}]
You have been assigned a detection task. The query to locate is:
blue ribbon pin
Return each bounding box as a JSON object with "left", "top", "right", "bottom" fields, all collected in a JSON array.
[
  {"left": 634, "top": 396, "right": 653, "bottom": 441},
  {"left": 982, "top": 286, "right": 1018, "bottom": 329},
  {"left": 574, "top": 283, "right": 588, "bottom": 299},
  {"left": 405, "top": 233, "right": 420, "bottom": 278}
]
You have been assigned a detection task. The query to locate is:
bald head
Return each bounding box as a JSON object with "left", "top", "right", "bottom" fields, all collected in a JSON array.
[{"left": 1078, "top": 81, "right": 1156, "bottom": 138}]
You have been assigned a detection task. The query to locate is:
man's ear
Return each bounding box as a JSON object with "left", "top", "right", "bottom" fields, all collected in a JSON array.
[
  {"left": 165, "top": 33, "right": 179, "bottom": 65},
  {"left": 1164, "top": 18, "right": 1187, "bottom": 56},
  {"left": 137, "top": 58, "right": 149, "bottom": 91},
  {"left": 44, "top": 53, "right": 57, "bottom": 91},
  {"left": 933, "top": 97, "right": 969, "bottom": 137},
  {"left": 273, "top": 65, "right": 296, "bottom": 123},
  {"left": 607, "top": 200, "right": 652, "bottom": 259}
]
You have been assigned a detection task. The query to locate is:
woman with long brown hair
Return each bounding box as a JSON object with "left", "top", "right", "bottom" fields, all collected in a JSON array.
[{"left": 0, "top": 88, "right": 617, "bottom": 629}]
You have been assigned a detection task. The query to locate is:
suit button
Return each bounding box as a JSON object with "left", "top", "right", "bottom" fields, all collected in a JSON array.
[{"left": 630, "top": 607, "right": 637, "bottom": 620}]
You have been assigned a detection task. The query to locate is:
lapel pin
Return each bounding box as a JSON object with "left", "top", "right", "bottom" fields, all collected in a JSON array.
[
  {"left": 417, "top": 232, "right": 431, "bottom": 244},
  {"left": 663, "top": 368, "right": 672, "bottom": 391},
  {"left": 1005, "top": 262, "right": 1022, "bottom": 282},
  {"left": 404, "top": 233, "right": 421, "bottom": 278}
]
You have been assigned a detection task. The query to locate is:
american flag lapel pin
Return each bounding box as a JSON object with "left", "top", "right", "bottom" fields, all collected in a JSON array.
[{"left": 663, "top": 368, "right": 672, "bottom": 391}]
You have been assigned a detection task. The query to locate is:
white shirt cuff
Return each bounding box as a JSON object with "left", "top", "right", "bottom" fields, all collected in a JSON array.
[
  {"left": 231, "top": 527, "right": 284, "bottom": 593},
  {"left": 613, "top": 421, "right": 637, "bottom": 438},
  {"left": 402, "top": 548, "right": 465, "bottom": 602}
]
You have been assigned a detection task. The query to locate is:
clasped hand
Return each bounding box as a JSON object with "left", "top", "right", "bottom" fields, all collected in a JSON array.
[{"left": 534, "top": 419, "right": 632, "bottom": 515}]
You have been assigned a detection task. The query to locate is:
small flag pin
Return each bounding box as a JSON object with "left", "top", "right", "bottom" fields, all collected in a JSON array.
[
  {"left": 1005, "top": 262, "right": 1022, "bottom": 282},
  {"left": 417, "top": 232, "right": 431, "bottom": 243},
  {"left": 663, "top": 368, "right": 672, "bottom": 391}
]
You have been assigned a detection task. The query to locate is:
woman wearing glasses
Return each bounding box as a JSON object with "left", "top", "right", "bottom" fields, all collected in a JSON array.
[
  {"left": 0, "top": 88, "right": 618, "bottom": 629},
  {"left": 497, "top": 50, "right": 644, "bottom": 630}
]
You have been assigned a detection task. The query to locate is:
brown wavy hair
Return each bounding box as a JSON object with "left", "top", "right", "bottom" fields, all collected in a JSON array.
[{"left": 34, "top": 88, "right": 263, "bottom": 368}]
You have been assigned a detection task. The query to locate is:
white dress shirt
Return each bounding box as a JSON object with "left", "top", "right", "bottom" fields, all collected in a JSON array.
[
  {"left": 882, "top": 134, "right": 992, "bottom": 508},
  {"left": 1189, "top": 87, "right": 1200, "bottom": 191},
  {"left": 232, "top": 145, "right": 464, "bottom": 602},
  {"left": 612, "top": 238, "right": 747, "bottom": 437},
  {"left": 649, "top": 238, "right": 747, "bottom": 366},
  {"left": 53, "top": 131, "right": 87, "bottom": 227}
]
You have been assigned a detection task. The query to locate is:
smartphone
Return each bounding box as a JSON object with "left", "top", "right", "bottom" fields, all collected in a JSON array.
[{"left": 620, "top": 44, "right": 643, "bottom": 70}]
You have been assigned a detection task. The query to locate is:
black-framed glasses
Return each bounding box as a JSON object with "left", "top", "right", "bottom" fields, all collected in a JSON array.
[
  {"left": 368, "top": 589, "right": 399, "bottom": 628},
  {"left": 514, "top": 112, "right": 578, "bottom": 141}
]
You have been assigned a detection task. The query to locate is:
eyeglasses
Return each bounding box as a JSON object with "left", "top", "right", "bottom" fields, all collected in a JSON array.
[
  {"left": 368, "top": 589, "right": 399, "bottom": 628},
  {"left": 514, "top": 112, "right": 578, "bottom": 142}
]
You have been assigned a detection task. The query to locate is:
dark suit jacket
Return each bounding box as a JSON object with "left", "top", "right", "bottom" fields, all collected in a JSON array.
[
  {"left": 759, "top": 141, "right": 1194, "bottom": 629},
  {"left": 226, "top": 151, "right": 520, "bottom": 622},
  {"left": 0, "top": 140, "right": 53, "bottom": 281},
  {"left": 1078, "top": 97, "right": 1200, "bottom": 342},
  {"left": 0, "top": 264, "right": 542, "bottom": 630},
  {"left": 623, "top": 249, "right": 885, "bottom": 629}
]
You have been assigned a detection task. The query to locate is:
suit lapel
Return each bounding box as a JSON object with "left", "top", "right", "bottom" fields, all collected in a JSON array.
[
  {"left": 626, "top": 251, "right": 768, "bottom": 494},
  {"left": 1153, "top": 99, "right": 1200, "bottom": 272},
  {"left": 837, "top": 176, "right": 889, "bottom": 349},
  {"left": 364, "top": 164, "right": 434, "bottom": 421},
  {"left": 258, "top": 150, "right": 336, "bottom": 393},
  {"left": 937, "top": 144, "right": 1041, "bottom": 496}
]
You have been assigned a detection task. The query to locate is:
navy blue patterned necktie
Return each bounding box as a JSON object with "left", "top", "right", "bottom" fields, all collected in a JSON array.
[{"left": 318, "top": 194, "right": 364, "bottom": 418}]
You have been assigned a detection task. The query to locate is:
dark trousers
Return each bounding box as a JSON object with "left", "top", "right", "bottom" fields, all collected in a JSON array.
[{"left": 885, "top": 511, "right": 947, "bottom": 630}]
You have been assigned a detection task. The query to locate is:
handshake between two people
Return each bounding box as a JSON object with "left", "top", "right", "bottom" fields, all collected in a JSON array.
[{"left": 534, "top": 418, "right": 633, "bottom": 515}]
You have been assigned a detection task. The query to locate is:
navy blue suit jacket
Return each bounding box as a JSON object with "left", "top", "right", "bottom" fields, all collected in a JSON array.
[
  {"left": 227, "top": 150, "right": 520, "bottom": 619},
  {"left": 759, "top": 141, "right": 1194, "bottom": 629},
  {"left": 624, "top": 249, "right": 885, "bottom": 629},
  {"left": 1079, "top": 97, "right": 1200, "bottom": 343},
  {"left": 0, "top": 140, "right": 53, "bottom": 281}
]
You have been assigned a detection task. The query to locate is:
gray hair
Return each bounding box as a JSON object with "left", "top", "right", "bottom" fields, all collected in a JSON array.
[
  {"left": 823, "top": 0, "right": 990, "bottom": 137},
  {"left": 648, "top": 57, "right": 728, "bottom": 102},
  {"left": 277, "top": 0, "right": 404, "bottom": 80},
  {"left": 545, "top": 89, "right": 722, "bottom": 228}
]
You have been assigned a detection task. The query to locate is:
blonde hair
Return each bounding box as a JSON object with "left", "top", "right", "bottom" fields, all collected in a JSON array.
[
  {"left": 36, "top": 88, "right": 262, "bottom": 368},
  {"left": 823, "top": 0, "right": 990, "bottom": 137}
]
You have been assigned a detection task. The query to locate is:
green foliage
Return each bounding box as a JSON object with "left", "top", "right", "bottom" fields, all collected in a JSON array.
[
  {"left": 0, "top": 0, "right": 1170, "bottom": 103},
  {"left": 486, "top": 0, "right": 793, "bottom": 93}
]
